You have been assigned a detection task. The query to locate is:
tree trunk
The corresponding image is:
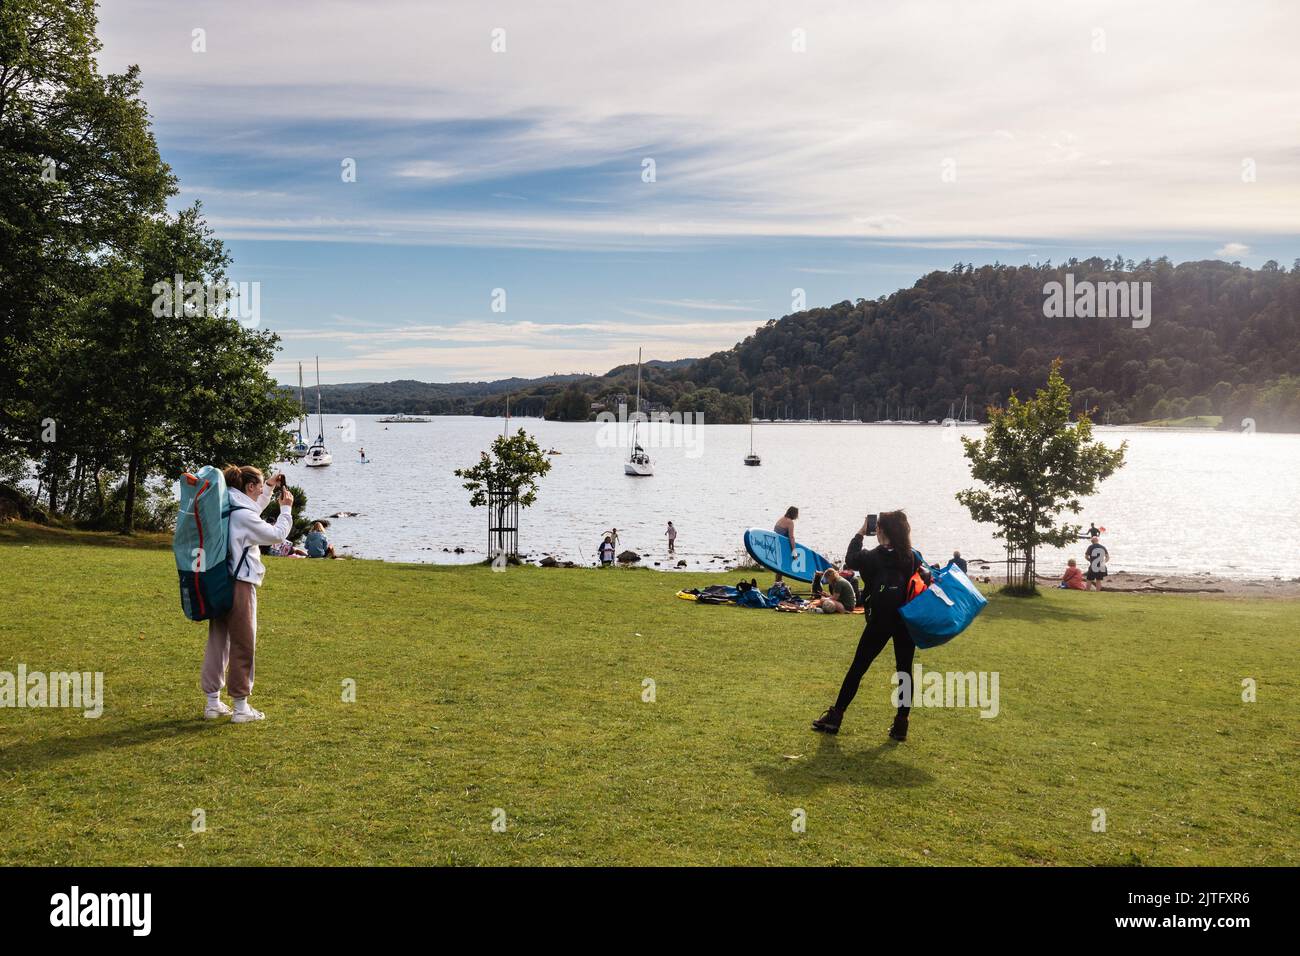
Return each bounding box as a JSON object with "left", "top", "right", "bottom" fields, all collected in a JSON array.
[
  {"left": 122, "top": 452, "right": 140, "bottom": 534},
  {"left": 70, "top": 457, "right": 85, "bottom": 513},
  {"left": 47, "top": 454, "right": 59, "bottom": 515}
]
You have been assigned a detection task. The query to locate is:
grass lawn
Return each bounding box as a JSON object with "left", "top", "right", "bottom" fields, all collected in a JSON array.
[
  {"left": 1136, "top": 415, "right": 1223, "bottom": 429},
  {"left": 0, "top": 521, "right": 1296, "bottom": 866}
]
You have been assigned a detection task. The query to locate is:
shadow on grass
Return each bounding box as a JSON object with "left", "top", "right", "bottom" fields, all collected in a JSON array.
[
  {"left": 981, "top": 593, "right": 1102, "bottom": 624},
  {"left": 754, "top": 731, "right": 934, "bottom": 797},
  {"left": 0, "top": 718, "right": 211, "bottom": 773}
]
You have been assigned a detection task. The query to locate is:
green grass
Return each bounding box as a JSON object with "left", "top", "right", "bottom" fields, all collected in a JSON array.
[
  {"left": 0, "top": 521, "right": 1296, "bottom": 866},
  {"left": 1136, "top": 415, "right": 1223, "bottom": 429}
]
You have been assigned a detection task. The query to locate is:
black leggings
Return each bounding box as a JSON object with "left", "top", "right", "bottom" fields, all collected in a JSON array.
[{"left": 834, "top": 614, "right": 915, "bottom": 714}]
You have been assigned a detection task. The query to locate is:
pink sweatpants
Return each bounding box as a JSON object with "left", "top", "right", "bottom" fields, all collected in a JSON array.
[{"left": 200, "top": 581, "right": 258, "bottom": 698}]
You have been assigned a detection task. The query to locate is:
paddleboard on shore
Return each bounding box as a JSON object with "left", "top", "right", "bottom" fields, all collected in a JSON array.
[{"left": 743, "top": 528, "right": 834, "bottom": 583}]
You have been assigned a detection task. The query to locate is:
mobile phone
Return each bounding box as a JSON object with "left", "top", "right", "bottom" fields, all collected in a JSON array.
[{"left": 865, "top": 514, "right": 878, "bottom": 535}]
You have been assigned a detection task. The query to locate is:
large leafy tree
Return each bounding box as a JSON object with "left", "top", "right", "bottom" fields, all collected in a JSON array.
[
  {"left": 84, "top": 207, "right": 299, "bottom": 532},
  {"left": 1, "top": 1, "right": 298, "bottom": 531},
  {"left": 1, "top": 0, "right": 174, "bottom": 444},
  {"left": 956, "top": 360, "right": 1127, "bottom": 593}
]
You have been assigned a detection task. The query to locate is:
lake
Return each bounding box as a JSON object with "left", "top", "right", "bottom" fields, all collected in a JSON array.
[{"left": 280, "top": 415, "right": 1300, "bottom": 580}]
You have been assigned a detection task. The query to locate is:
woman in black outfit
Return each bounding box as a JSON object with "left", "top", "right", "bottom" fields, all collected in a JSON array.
[{"left": 812, "top": 510, "right": 926, "bottom": 741}]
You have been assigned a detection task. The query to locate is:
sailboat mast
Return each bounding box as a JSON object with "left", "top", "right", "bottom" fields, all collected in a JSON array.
[
  {"left": 298, "top": 362, "right": 306, "bottom": 435},
  {"left": 749, "top": 394, "right": 755, "bottom": 452},
  {"left": 315, "top": 355, "right": 323, "bottom": 438},
  {"left": 635, "top": 348, "right": 642, "bottom": 416}
]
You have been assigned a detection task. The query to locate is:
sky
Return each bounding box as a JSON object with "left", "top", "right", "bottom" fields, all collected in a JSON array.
[{"left": 96, "top": 0, "right": 1300, "bottom": 385}]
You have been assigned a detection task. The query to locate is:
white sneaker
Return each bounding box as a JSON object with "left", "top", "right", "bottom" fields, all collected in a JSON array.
[
  {"left": 203, "top": 699, "right": 233, "bottom": 719},
  {"left": 230, "top": 706, "right": 265, "bottom": 723}
]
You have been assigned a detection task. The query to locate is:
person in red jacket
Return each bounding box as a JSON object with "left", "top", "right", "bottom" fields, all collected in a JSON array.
[{"left": 1060, "top": 558, "right": 1087, "bottom": 590}]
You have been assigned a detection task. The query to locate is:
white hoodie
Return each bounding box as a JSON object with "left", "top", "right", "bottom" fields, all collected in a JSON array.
[{"left": 227, "top": 486, "right": 293, "bottom": 586}]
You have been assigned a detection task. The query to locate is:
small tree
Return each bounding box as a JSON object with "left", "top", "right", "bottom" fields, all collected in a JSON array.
[
  {"left": 956, "top": 360, "right": 1127, "bottom": 594},
  {"left": 454, "top": 429, "right": 552, "bottom": 560}
]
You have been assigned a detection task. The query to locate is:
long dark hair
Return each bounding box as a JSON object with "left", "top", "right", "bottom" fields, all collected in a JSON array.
[{"left": 877, "top": 510, "right": 913, "bottom": 569}]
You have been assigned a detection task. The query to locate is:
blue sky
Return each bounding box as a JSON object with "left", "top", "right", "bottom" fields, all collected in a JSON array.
[{"left": 97, "top": 0, "right": 1300, "bottom": 384}]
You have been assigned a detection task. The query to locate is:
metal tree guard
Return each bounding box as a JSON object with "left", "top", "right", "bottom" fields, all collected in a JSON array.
[
  {"left": 1005, "top": 541, "right": 1035, "bottom": 592},
  {"left": 486, "top": 484, "right": 520, "bottom": 559}
]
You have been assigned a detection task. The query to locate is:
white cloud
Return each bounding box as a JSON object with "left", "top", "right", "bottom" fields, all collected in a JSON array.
[
  {"left": 1214, "top": 242, "right": 1251, "bottom": 258},
  {"left": 96, "top": 0, "right": 1300, "bottom": 247}
]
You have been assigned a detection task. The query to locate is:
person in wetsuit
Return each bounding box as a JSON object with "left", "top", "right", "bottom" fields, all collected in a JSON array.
[{"left": 812, "top": 510, "right": 927, "bottom": 742}]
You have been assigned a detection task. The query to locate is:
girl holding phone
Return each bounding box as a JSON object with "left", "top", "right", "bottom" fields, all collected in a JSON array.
[
  {"left": 200, "top": 465, "right": 293, "bottom": 722},
  {"left": 812, "top": 510, "right": 926, "bottom": 741}
]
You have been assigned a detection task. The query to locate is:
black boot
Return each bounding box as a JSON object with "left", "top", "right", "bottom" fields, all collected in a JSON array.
[
  {"left": 812, "top": 706, "right": 844, "bottom": 734},
  {"left": 888, "top": 712, "right": 909, "bottom": 742}
]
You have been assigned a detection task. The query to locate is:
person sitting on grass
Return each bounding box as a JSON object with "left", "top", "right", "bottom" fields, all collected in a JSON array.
[
  {"left": 817, "top": 568, "right": 856, "bottom": 614},
  {"left": 1059, "top": 558, "right": 1086, "bottom": 590},
  {"left": 269, "top": 539, "right": 308, "bottom": 558},
  {"left": 304, "top": 521, "right": 337, "bottom": 559}
]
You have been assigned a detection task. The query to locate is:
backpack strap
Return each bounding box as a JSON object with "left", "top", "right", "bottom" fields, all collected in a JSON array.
[{"left": 224, "top": 504, "right": 255, "bottom": 582}]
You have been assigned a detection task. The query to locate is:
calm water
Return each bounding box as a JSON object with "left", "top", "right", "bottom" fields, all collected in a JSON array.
[{"left": 280, "top": 416, "right": 1300, "bottom": 579}]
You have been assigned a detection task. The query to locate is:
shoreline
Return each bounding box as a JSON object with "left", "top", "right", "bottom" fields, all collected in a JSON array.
[
  {"left": 6, "top": 521, "right": 1297, "bottom": 598},
  {"left": 374, "top": 546, "right": 1300, "bottom": 597}
]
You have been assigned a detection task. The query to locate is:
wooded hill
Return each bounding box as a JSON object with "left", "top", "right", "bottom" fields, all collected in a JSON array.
[
  {"left": 311, "top": 258, "right": 1300, "bottom": 429},
  {"left": 674, "top": 257, "right": 1300, "bottom": 429}
]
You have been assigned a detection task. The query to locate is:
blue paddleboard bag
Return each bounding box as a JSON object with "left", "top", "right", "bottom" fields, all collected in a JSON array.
[
  {"left": 174, "top": 466, "right": 251, "bottom": 622},
  {"left": 899, "top": 560, "right": 988, "bottom": 648}
]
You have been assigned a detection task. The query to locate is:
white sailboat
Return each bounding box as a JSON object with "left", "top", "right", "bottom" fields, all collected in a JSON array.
[
  {"left": 624, "top": 348, "right": 653, "bottom": 476},
  {"left": 744, "top": 394, "right": 761, "bottom": 466},
  {"left": 304, "top": 356, "right": 333, "bottom": 467},
  {"left": 957, "top": 394, "right": 978, "bottom": 425},
  {"left": 288, "top": 362, "right": 310, "bottom": 457},
  {"left": 941, "top": 401, "right": 957, "bottom": 427}
]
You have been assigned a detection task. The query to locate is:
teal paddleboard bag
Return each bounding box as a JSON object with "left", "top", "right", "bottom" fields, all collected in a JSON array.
[
  {"left": 174, "top": 466, "right": 251, "bottom": 622},
  {"left": 899, "top": 560, "right": 988, "bottom": 648}
]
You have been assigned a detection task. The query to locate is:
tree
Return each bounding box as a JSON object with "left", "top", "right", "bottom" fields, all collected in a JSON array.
[
  {"left": 956, "top": 361, "right": 1127, "bottom": 593},
  {"left": 454, "top": 428, "right": 552, "bottom": 559},
  {"left": 1, "top": 2, "right": 293, "bottom": 532},
  {"left": 84, "top": 207, "right": 298, "bottom": 532},
  {"left": 544, "top": 384, "right": 589, "bottom": 421},
  {"left": 1, "top": 0, "right": 175, "bottom": 444}
]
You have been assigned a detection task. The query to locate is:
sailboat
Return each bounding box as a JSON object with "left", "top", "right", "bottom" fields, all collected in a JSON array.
[
  {"left": 957, "top": 394, "right": 978, "bottom": 426},
  {"left": 288, "top": 362, "right": 310, "bottom": 457},
  {"left": 304, "top": 356, "right": 333, "bottom": 467},
  {"left": 744, "top": 394, "right": 761, "bottom": 466},
  {"left": 941, "top": 401, "right": 957, "bottom": 427},
  {"left": 624, "top": 348, "right": 653, "bottom": 476}
]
